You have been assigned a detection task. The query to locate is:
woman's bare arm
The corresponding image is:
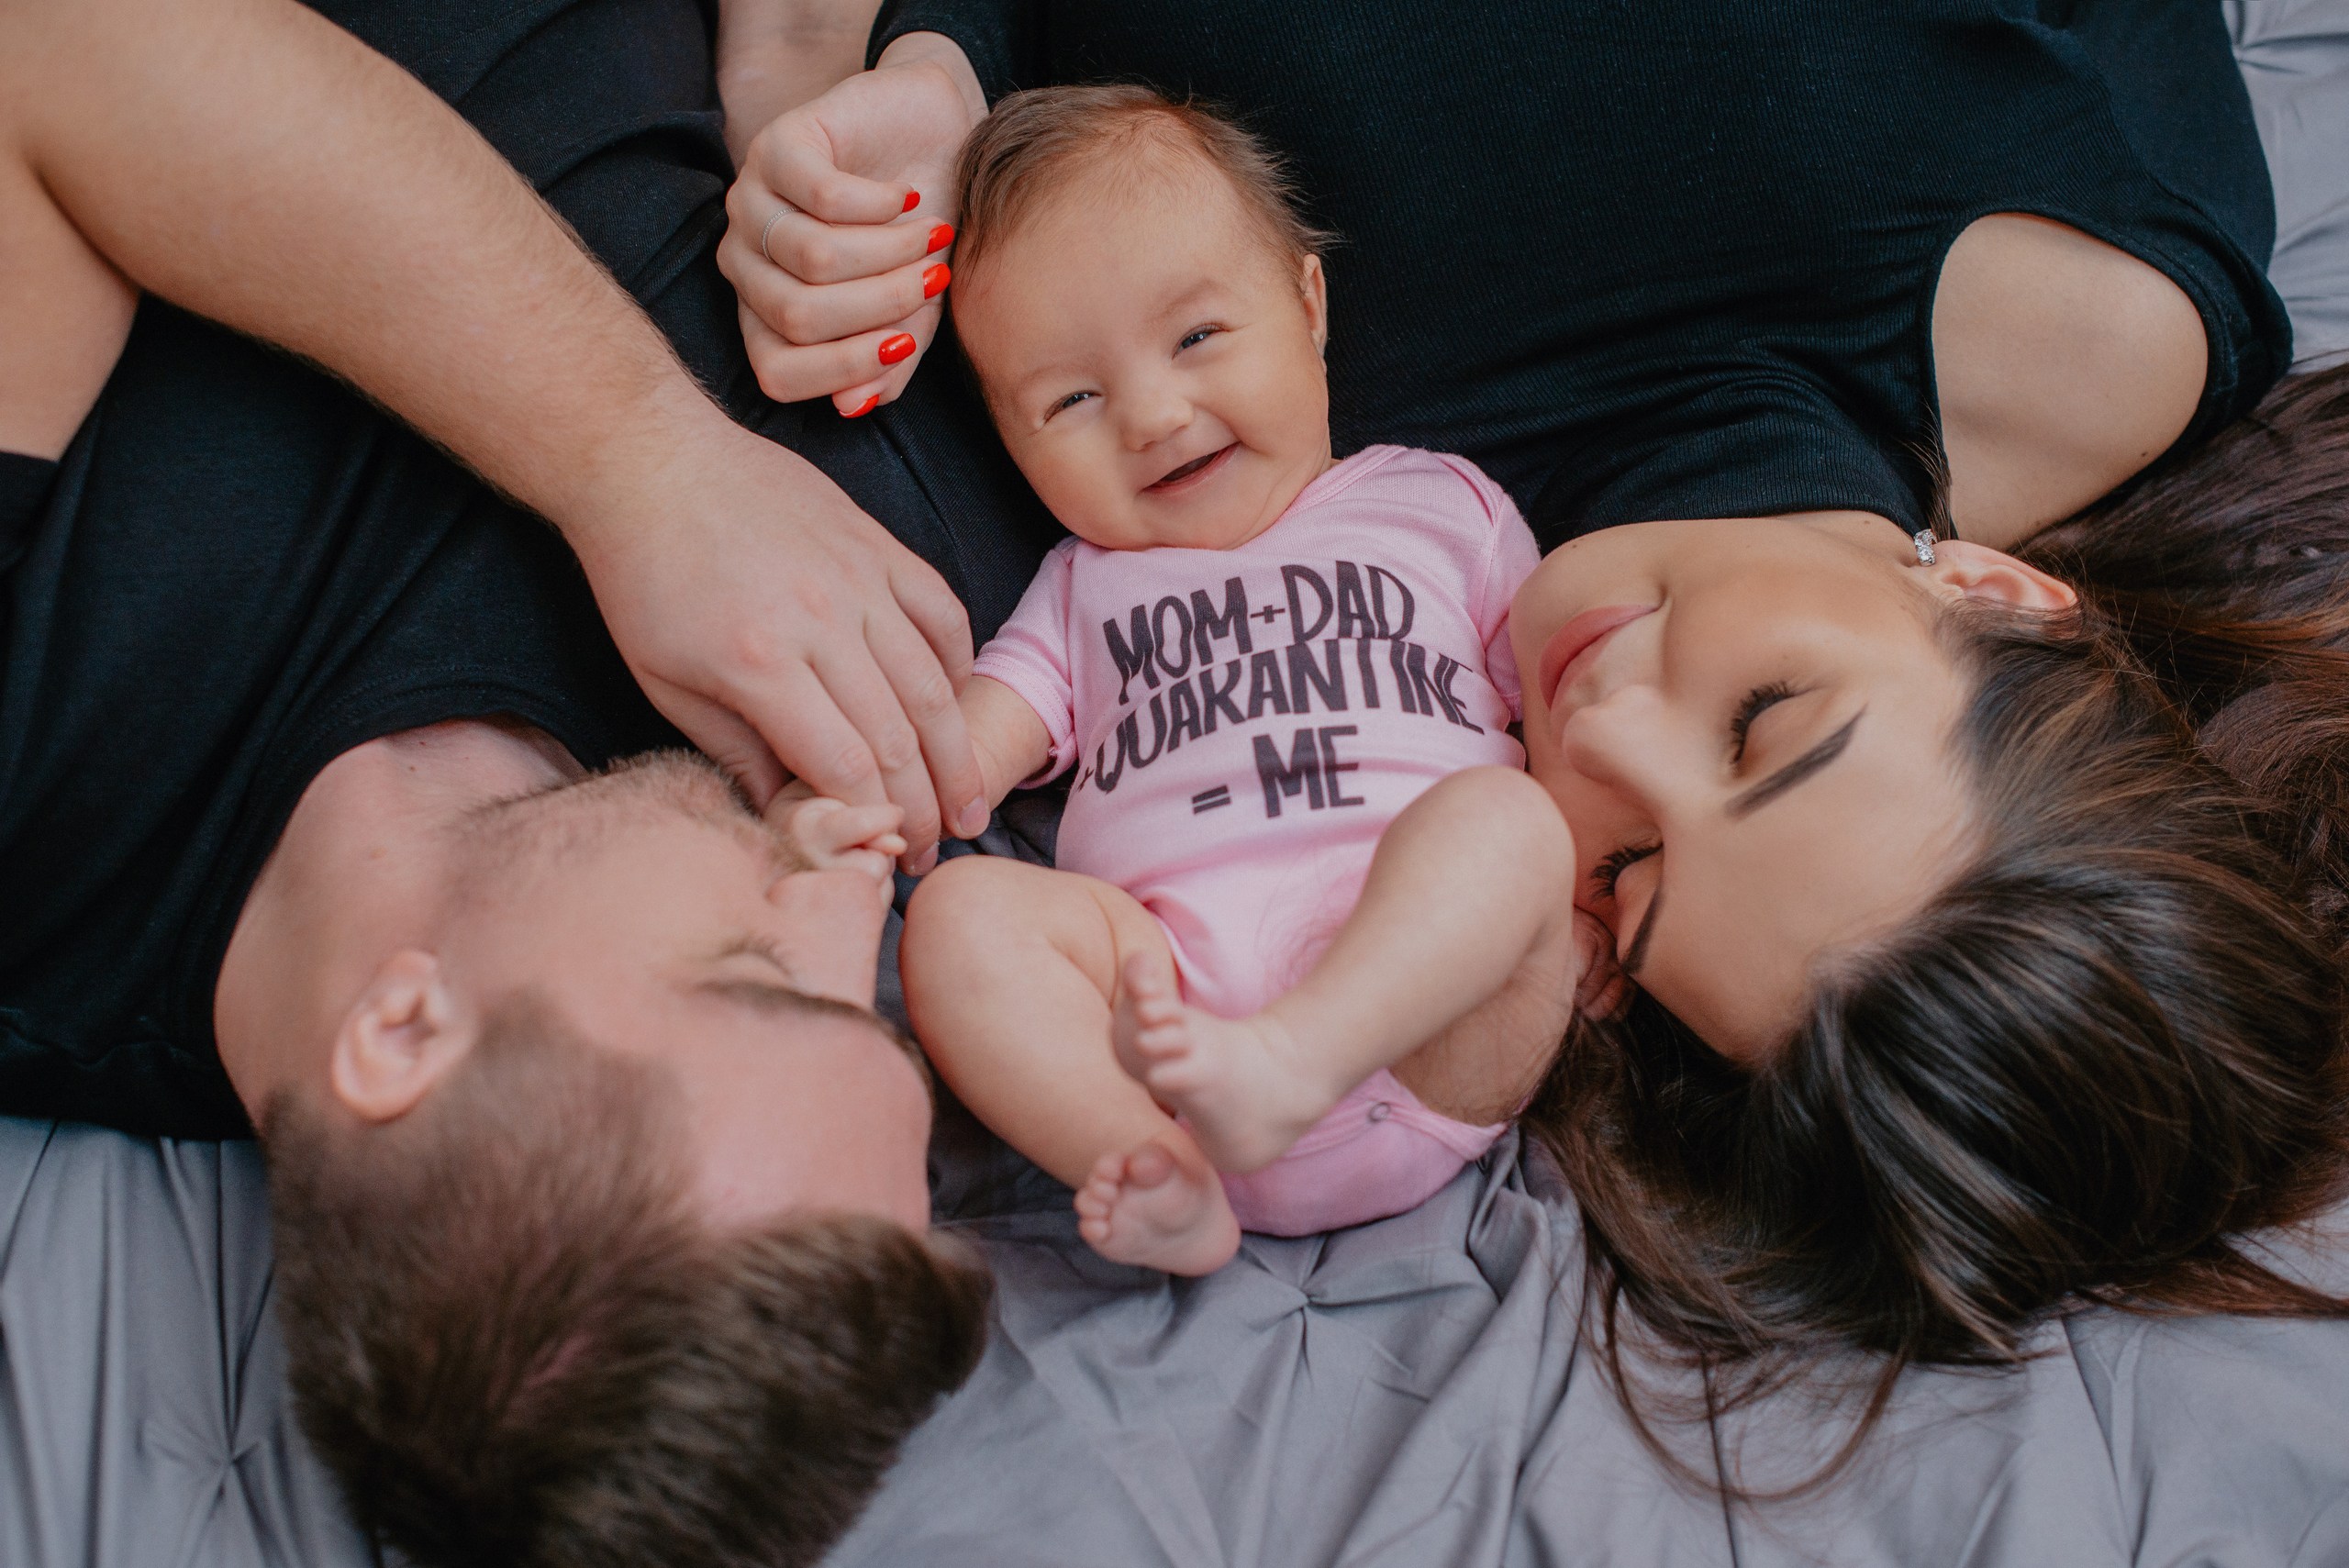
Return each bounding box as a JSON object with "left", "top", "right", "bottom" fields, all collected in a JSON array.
[{"left": 716, "top": 0, "right": 886, "bottom": 164}]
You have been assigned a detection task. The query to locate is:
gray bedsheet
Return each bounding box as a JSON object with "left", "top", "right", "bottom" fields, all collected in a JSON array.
[{"left": 8, "top": 6, "right": 2349, "bottom": 1563}]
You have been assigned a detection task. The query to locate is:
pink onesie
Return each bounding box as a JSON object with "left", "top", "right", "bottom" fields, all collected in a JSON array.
[{"left": 972, "top": 445, "right": 1542, "bottom": 1236}]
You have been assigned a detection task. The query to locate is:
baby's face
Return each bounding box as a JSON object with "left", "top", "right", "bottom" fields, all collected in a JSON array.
[{"left": 954, "top": 158, "right": 1333, "bottom": 551}]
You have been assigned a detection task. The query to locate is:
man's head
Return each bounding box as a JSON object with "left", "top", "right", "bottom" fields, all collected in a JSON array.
[{"left": 268, "top": 751, "right": 985, "bottom": 1565}]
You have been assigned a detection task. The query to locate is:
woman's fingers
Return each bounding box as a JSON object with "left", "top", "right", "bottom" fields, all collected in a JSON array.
[
  {"left": 729, "top": 236, "right": 950, "bottom": 348},
  {"left": 748, "top": 124, "right": 919, "bottom": 227},
  {"left": 739, "top": 300, "right": 942, "bottom": 407},
  {"left": 746, "top": 198, "right": 952, "bottom": 288}
]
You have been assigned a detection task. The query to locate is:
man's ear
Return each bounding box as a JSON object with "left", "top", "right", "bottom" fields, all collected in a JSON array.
[
  {"left": 1929, "top": 539, "right": 2079, "bottom": 612},
  {"left": 329, "top": 950, "right": 475, "bottom": 1123},
  {"left": 1299, "top": 252, "right": 1329, "bottom": 353}
]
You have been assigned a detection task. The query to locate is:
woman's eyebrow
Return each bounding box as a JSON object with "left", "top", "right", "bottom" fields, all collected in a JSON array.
[
  {"left": 1623, "top": 889, "right": 1664, "bottom": 978},
  {"left": 1726, "top": 710, "right": 1865, "bottom": 819}
]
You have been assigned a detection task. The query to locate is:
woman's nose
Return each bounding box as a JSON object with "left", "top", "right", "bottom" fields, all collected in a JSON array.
[{"left": 1554, "top": 683, "right": 1687, "bottom": 797}]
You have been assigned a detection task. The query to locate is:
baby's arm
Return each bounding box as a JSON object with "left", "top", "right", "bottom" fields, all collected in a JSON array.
[{"left": 960, "top": 674, "right": 1056, "bottom": 819}]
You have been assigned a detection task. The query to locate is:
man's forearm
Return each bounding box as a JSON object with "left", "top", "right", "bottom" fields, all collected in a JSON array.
[{"left": 11, "top": 0, "right": 732, "bottom": 550}]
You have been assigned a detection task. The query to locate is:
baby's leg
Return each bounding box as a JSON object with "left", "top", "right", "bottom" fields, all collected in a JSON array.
[
  {"left": 1116, "top": 765, "right": 1577, "bottom": 1173},
  {"left": 901, "top": 855, "right": 1240, "bottom": 1275}
]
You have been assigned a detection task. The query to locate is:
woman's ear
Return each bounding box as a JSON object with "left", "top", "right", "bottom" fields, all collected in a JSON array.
[
  {"left": 1930, "top": 538, "right": 2079, "bottom": 612},
  {"left": 329, "top": 949, "right": 475, "bottom": 1123},
  {"left": 1299, "top": 252, "right": 1329, "bottom": 353}
]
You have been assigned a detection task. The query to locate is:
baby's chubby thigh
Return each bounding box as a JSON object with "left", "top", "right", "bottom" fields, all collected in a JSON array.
[
  {"left": 901, "top": 853, "right": 1175, "bottom": 1015},
  {"left": 899, "top": 853, "right": 1185, "bottom": 1177}
]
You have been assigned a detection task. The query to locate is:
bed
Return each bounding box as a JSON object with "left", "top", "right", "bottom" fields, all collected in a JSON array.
[{"left": 7, "top": 6, "right": 2349, "bottom": 1562}]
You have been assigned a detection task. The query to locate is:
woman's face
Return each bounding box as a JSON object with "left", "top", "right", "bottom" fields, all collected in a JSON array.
[{"left": 1513, "top": 513, "right": 2065, "bottom": 1061}]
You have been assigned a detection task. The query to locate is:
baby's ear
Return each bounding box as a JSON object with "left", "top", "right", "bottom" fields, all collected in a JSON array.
[{"left": 1298, "top": 253, "right": 1329, "bottom": 352}]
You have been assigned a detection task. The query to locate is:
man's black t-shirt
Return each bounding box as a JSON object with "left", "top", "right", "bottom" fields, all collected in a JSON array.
[
  {"left": 0, "top": 308, "right": 678, "bottom": 1138},
  {"left": 0, "top": 0, "right": 1057, "bottom": 1139}
]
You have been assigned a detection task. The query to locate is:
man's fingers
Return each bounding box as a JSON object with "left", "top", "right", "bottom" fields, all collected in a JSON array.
[
  {"left": 645, "top": 679, "right": 789, "bottom": 810},
  {"left": 741, "top": 662, "right": 891, "bottom": 809},
  {"left": 888, "top": 550, "right": 975, "bottom": 691},
  {"left": 866, "top": 610, "right": 987, "bottom": 840},
  {"left": 753, "top": 201, "right": 951, "bottom": 287},
  {"left": 809, "top": 642, "right": 947, "bottom": 865}
]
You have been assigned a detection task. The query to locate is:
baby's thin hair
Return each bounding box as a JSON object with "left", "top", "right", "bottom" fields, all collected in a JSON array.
[{"left": 952, "top": 83, "right": 1334, "bottom": 287}]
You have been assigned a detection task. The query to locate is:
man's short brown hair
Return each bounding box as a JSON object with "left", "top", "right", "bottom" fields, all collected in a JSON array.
[
  {"left": 265, "top": 992, "right": 987, "bottom": 1568},
  {"left": 951, "top": 83, "right": 1333, "bottom": 289}
]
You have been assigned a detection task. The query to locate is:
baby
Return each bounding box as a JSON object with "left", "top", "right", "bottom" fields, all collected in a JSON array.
[{"left": 896, "top": 85, "right": 1581, "bottom": 1274}]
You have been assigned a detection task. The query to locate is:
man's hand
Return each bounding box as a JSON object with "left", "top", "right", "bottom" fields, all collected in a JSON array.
[
  {"left": 9, "top": 0, "right": 994, "bottom": 869},
  {"left": 575, "top": 418, "right": 991, "bottom": 868},
  {"left": 718, "top": 34, "right": 986, "bottom": 416}
]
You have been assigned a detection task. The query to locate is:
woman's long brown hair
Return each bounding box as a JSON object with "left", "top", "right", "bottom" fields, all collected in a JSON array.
[{"left": 1523, "top": 361, "right": 2349, "bottom": 1492}]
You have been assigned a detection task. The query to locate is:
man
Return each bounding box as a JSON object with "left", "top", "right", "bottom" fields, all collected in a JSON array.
[{"left": 0, "top": 0, "right": 1052, "bottom": 1560}]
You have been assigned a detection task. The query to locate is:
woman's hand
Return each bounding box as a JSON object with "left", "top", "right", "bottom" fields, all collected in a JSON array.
[{"left": 718, "top": 33, "right": 986, "bottom": 416}]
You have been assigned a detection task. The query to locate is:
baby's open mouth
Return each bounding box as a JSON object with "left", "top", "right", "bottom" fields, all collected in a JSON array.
[{"left": 1145, "top": 443, "right": 1236, "bottom": 493}]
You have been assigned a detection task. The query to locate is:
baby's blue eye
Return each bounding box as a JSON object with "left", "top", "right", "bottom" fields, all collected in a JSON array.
[
  {"left": 1048, "top": 390, "right": 1096, "bottom": 417},
  {"left": 1178, "top": 326, "right": 1220, "bottom": 351}
]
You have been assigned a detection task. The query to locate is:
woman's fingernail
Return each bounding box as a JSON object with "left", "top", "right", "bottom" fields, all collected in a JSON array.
[
  {"left": 843, "top": 393, "right": 880, "bottom": 417},
  {"left": 923, "top": 263, "right": 952, "bottom": 298},
  {"left": 926, "top": 223, "right": 955, "bottom": 254},
  {"left": 879, "top": 333, "right": 918, "bottom": 366},
  {"left": 902, "top": 190, "right": 921, "bottom": 213},
  {"left": 958, "top": 800, "right": 989, "bottom": 838}
]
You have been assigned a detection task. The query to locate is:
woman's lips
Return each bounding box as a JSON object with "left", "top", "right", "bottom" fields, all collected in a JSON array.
[
  {"left": 1145, "top": 442, "right": 1236, "bottom": 494},
  {"left": 1538, "top": 604, "right": 1656, "bottom": 708}
]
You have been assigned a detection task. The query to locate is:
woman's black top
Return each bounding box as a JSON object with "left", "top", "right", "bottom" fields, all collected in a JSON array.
[
  {"left": 0, "top": 0, "right": 1052, "bottom": 1139},
  {"left": 875, "top": 0, "right": 2293, "bottom": 546}
]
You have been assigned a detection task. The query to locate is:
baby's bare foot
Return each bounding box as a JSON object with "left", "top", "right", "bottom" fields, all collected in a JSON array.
[
  {"left": 1111, "top": 951, "right": 1332, "bottom": 1174},
  {"left": 1072, "top": 1134, "right": 1240, "bottom": 1275}
]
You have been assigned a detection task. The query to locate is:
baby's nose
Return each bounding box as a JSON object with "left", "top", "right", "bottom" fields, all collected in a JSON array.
[{"left": 1119, "top": 385, "right": 1192, "bottom": 450}]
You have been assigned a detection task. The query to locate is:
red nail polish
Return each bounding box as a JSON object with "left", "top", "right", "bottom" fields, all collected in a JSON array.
[
  {"left": 843, "top": 393, "right": 880, "bottom": 417},
  {"left": 926, "top": 223, "right": 955, "bottom": 254},
  {"left": 902, "top": 190, "right": 921, "bottom": 214},
  {"left": 923, "top": 263, "right": 952, "bottom": 298},
  {"left": 878, "top": 332, "right": 917, "bottom": 366}
]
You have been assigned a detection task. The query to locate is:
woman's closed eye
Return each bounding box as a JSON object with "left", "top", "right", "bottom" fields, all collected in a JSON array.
[
  {"left": 1594, "top": 840, "right": 1658, "bottom": 900},
  {"left": 1729, "top": 680, "right": 1799, "bottom": 763}
]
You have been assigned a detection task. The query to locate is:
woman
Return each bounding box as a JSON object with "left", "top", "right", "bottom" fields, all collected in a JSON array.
[{"left": 722, "top": 0, "right": 2349, "bottom": 1409}]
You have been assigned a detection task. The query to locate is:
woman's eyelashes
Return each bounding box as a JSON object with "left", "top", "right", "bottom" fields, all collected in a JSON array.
[
  {"left": 1594, "top": 840, "right": 1659, "bottom": 900},
  {"left": 1728, "top": 680, "right": 1798, "bottom": 763}
]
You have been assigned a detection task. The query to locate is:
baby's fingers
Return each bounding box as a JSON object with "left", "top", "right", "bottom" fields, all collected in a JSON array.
[{"left": 800, "top": 800, "right": 907, "bottom": 860}]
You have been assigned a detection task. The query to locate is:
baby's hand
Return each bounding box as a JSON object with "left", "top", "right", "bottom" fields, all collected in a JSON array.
[
  {"left": 1573, "top": 907, "right": 1631, "bottom": 1022},
  {"left": 766, "top": 785, "right": 907, "bottom": 882}
]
